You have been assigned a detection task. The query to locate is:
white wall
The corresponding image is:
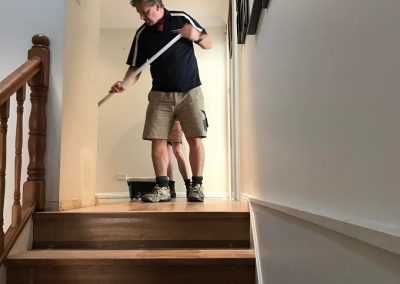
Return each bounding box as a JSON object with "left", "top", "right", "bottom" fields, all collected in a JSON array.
[
  {"left": 96, "top": 28, "right": 154, "bottom": 195},
  {"left": 200, "top": 27, "right": 229, "bottom": 197},
  {"left": 100, "top": 0, "right": 228, "bottom": 29},
  {"left": 252, "top": 203, "right": 400, "bottom": 284},
  {"left": 238, "top": 0, "right": 400, "bottom": 282},
  {"left": 0, "top": 0, "right": 65, "bottom": 225},
  {"left": 240, "top": 0, "right": 400, "bottom": 237},
  {"left": 97, "top": 27, "right": 228, "bottom": 197},
  {"left": 58, "top": 0, "right": 101, "bottom": 210}
]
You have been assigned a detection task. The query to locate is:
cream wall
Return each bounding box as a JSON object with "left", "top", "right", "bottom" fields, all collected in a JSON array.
[
  {"left": 96, "top": 28, "right": 153, "bottom": 196},
  {"left": 59, "top": 0, "right": 101, "bottom": 210},
  {"left": 0, "top": 0, "right": 65, "bottom": 224},
  {"left": 96, "top": 27, "right": 228, "bottom": 197},
  {"left": 239, "top": 0, "right": 400, "bottom": 282},
  {"left": 252, "top": 203, "right": 400, "bottom": 284}
]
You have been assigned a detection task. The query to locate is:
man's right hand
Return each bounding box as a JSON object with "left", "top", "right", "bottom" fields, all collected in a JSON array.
[{"left": 110, "top": 81, "right": 125, "bottom": 94}]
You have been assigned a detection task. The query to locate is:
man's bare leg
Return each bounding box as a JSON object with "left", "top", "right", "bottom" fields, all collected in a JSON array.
[
  {"left": 152, "top": 139, "right": 169, "bottom": 176},
  {"left": 172, "top": 143, "right": 191, "bottom": 180},
  {"left": 186, "top": 137, "right": 205, "bottom": 202},
  {"left": 172, "top": 142, "right": 192, "bottom": 197},
  {"left": 167, "top": 144, "right": 175, "bottom": 180},
  {"left": 167, "top": 144, "right": 177, "bottom": 198},
  {"left": 187, "top": 137, "right": 204, "bottom": 176},
  {"left": 141, "top": 139, "right": 171, "bottom": 202}
]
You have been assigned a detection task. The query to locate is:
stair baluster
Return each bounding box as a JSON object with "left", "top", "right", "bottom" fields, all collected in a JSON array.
[
  {"left": 12, "top": 86, "right": 26, "bottom": 227},
  {"left": 0, "top": 99, "right": 10, "bottom": 254}
]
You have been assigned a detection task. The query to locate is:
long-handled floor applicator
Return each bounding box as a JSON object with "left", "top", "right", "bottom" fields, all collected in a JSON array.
[{"left": 98, "top": 33, "right": 182, "bottom": 107}]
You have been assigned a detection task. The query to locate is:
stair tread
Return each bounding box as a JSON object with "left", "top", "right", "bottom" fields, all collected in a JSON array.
[
  {"left": 7, "top": 250, "right": 256, "bottom": 284},
  {"left": 8, "top": 249, "right": 255, "bottom": 260},
  {"left": 34, "top": 211, "right": 249, "bottom": 216},
  {"left": 51, "top": 200, "right": 249, "bottom": 213},
  {"left": 32, "top": 204, "right": 251, "bottom": 249}
]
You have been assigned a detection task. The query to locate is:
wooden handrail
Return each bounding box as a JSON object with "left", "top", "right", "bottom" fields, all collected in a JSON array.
[
  {"left": 0, "top": 58, "right": 41, "bottom": 105},
  {"left": 0, "top": 34, "right": 49, "bottom": 262}
]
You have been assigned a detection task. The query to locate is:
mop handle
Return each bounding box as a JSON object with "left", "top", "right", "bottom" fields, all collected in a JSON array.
[{"left": 98, "top": 33, "right": 182, "bottom": 107}]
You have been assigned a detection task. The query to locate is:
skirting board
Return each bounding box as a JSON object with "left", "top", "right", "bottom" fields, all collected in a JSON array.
[
  {"left": 96, "top": 192, "right": 227, "bottom": 204},
  {"left": 248, "top": 202, "right": 264, "bottom": 284},
  {"left": 242, "top": 194, "right": 400, "bottom": 256}
]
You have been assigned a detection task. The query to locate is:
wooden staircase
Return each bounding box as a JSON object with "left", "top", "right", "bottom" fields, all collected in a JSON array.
[{"left": 5, "top": 200, "right": 256, "bottom": 283}]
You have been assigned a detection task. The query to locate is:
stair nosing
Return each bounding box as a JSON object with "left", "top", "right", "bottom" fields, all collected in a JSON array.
[{"left": 7, "top": 249, "right": 255, "bottom": 260}]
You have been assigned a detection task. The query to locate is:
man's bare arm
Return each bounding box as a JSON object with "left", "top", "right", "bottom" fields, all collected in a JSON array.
[
  {"left": 110, "top": 66, "right": 142, "bottom": 93},
  {"left": 196, "top": 33, "right": 212, "bottom": 49},
  {"left": 123, "top": 66, "right": 141, "bottom": 85},
  {"left": 179, "top": 24, "right": 213, "bottom": 50}
]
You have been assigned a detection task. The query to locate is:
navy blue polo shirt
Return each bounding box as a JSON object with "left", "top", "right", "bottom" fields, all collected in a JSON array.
[{"left": 126, "top": 9, "right": 206, "bottom": 92}]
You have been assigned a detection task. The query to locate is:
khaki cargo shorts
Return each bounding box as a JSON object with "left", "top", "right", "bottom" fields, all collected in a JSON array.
[{"left": 143, "top": 86, "right": 208, "bottom": 141}]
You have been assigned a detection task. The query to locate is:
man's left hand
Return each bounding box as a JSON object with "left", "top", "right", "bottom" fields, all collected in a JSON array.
[{"left": 178, "top": 24, "right": 202, "bottom": 42}]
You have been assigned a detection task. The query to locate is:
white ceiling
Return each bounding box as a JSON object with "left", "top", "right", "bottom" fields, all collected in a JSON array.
[{"left": 101, "top": 0, "right": 229, "bottom": 29}]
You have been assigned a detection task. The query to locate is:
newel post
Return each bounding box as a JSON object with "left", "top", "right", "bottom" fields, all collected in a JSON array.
[{"left": 24, "top": 35, "right": 50, "bottom": 211}]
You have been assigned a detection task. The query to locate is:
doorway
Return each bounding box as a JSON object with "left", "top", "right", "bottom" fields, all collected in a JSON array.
[{"left": 95, "top": 0, "right": 233, "bottom": 203}]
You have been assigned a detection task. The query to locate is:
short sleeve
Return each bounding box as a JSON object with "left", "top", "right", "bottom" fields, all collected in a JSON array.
[
  {"left": 126, "top": 25, "right": 147, "bottom": 67},
  {"left": 170, "top": 11, "right": 207, "bottom": 35}
]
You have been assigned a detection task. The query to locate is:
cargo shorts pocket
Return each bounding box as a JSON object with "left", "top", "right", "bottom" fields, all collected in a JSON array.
[{"left": 201, "top": 110, "right": 209, "bottom": 131}]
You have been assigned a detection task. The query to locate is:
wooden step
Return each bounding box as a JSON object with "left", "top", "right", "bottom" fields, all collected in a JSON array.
[
  {"left": 6, "top": 249, "right": 256, "bottom": 284},
  {"left": 33, "top": 211, "right": 250, "bottom": 249}
]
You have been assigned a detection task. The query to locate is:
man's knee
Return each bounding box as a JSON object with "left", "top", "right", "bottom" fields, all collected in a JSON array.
[
  {"left": 152, "top": 139, "right": 168, "bottom": 154},
  {"left": 172, "top": 143, "right": 184, "bottom": 157},
  {"left": 187, "top": 137, "right": 203, "bottom": 149}
]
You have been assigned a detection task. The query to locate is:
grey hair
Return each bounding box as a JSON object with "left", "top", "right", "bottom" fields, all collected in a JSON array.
[{"left": 129, "top": 0, "right": 164, "bottom": 7}]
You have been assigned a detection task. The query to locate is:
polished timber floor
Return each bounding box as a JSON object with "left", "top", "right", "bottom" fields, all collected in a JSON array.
[{"left": 64, "top": 198, "right": 249, "bottom": 213}]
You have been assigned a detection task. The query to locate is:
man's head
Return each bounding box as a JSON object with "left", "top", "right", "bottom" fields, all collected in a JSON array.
[{"left": 130, "top": 0, "right": 165, "bottom": 26}]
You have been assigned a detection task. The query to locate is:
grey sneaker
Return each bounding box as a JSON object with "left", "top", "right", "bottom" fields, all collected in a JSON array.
[
  {"left": 141, "top": 185, "right": 171, "bottom": 203},
  {"left": 187, "top": 184, "right": 204, "bottom": 202}
]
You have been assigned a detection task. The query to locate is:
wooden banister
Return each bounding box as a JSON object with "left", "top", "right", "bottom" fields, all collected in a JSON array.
[
  {"left": 26, "top": 34, "right": 49, "bottom": 211},
  {"left": 0, "top": 58, "right": 41, "bottom": 106},
  {"left": 0, "top": 34, "right": 49, "bottom": 262}
]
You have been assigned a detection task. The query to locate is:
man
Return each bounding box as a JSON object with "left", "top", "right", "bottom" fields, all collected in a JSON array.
[
  {"left": 167, "top": 120, "right": 192, "bottom": 198},
  {"left": 110, "top": 0, "right": 212, "bottom": 203}
]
